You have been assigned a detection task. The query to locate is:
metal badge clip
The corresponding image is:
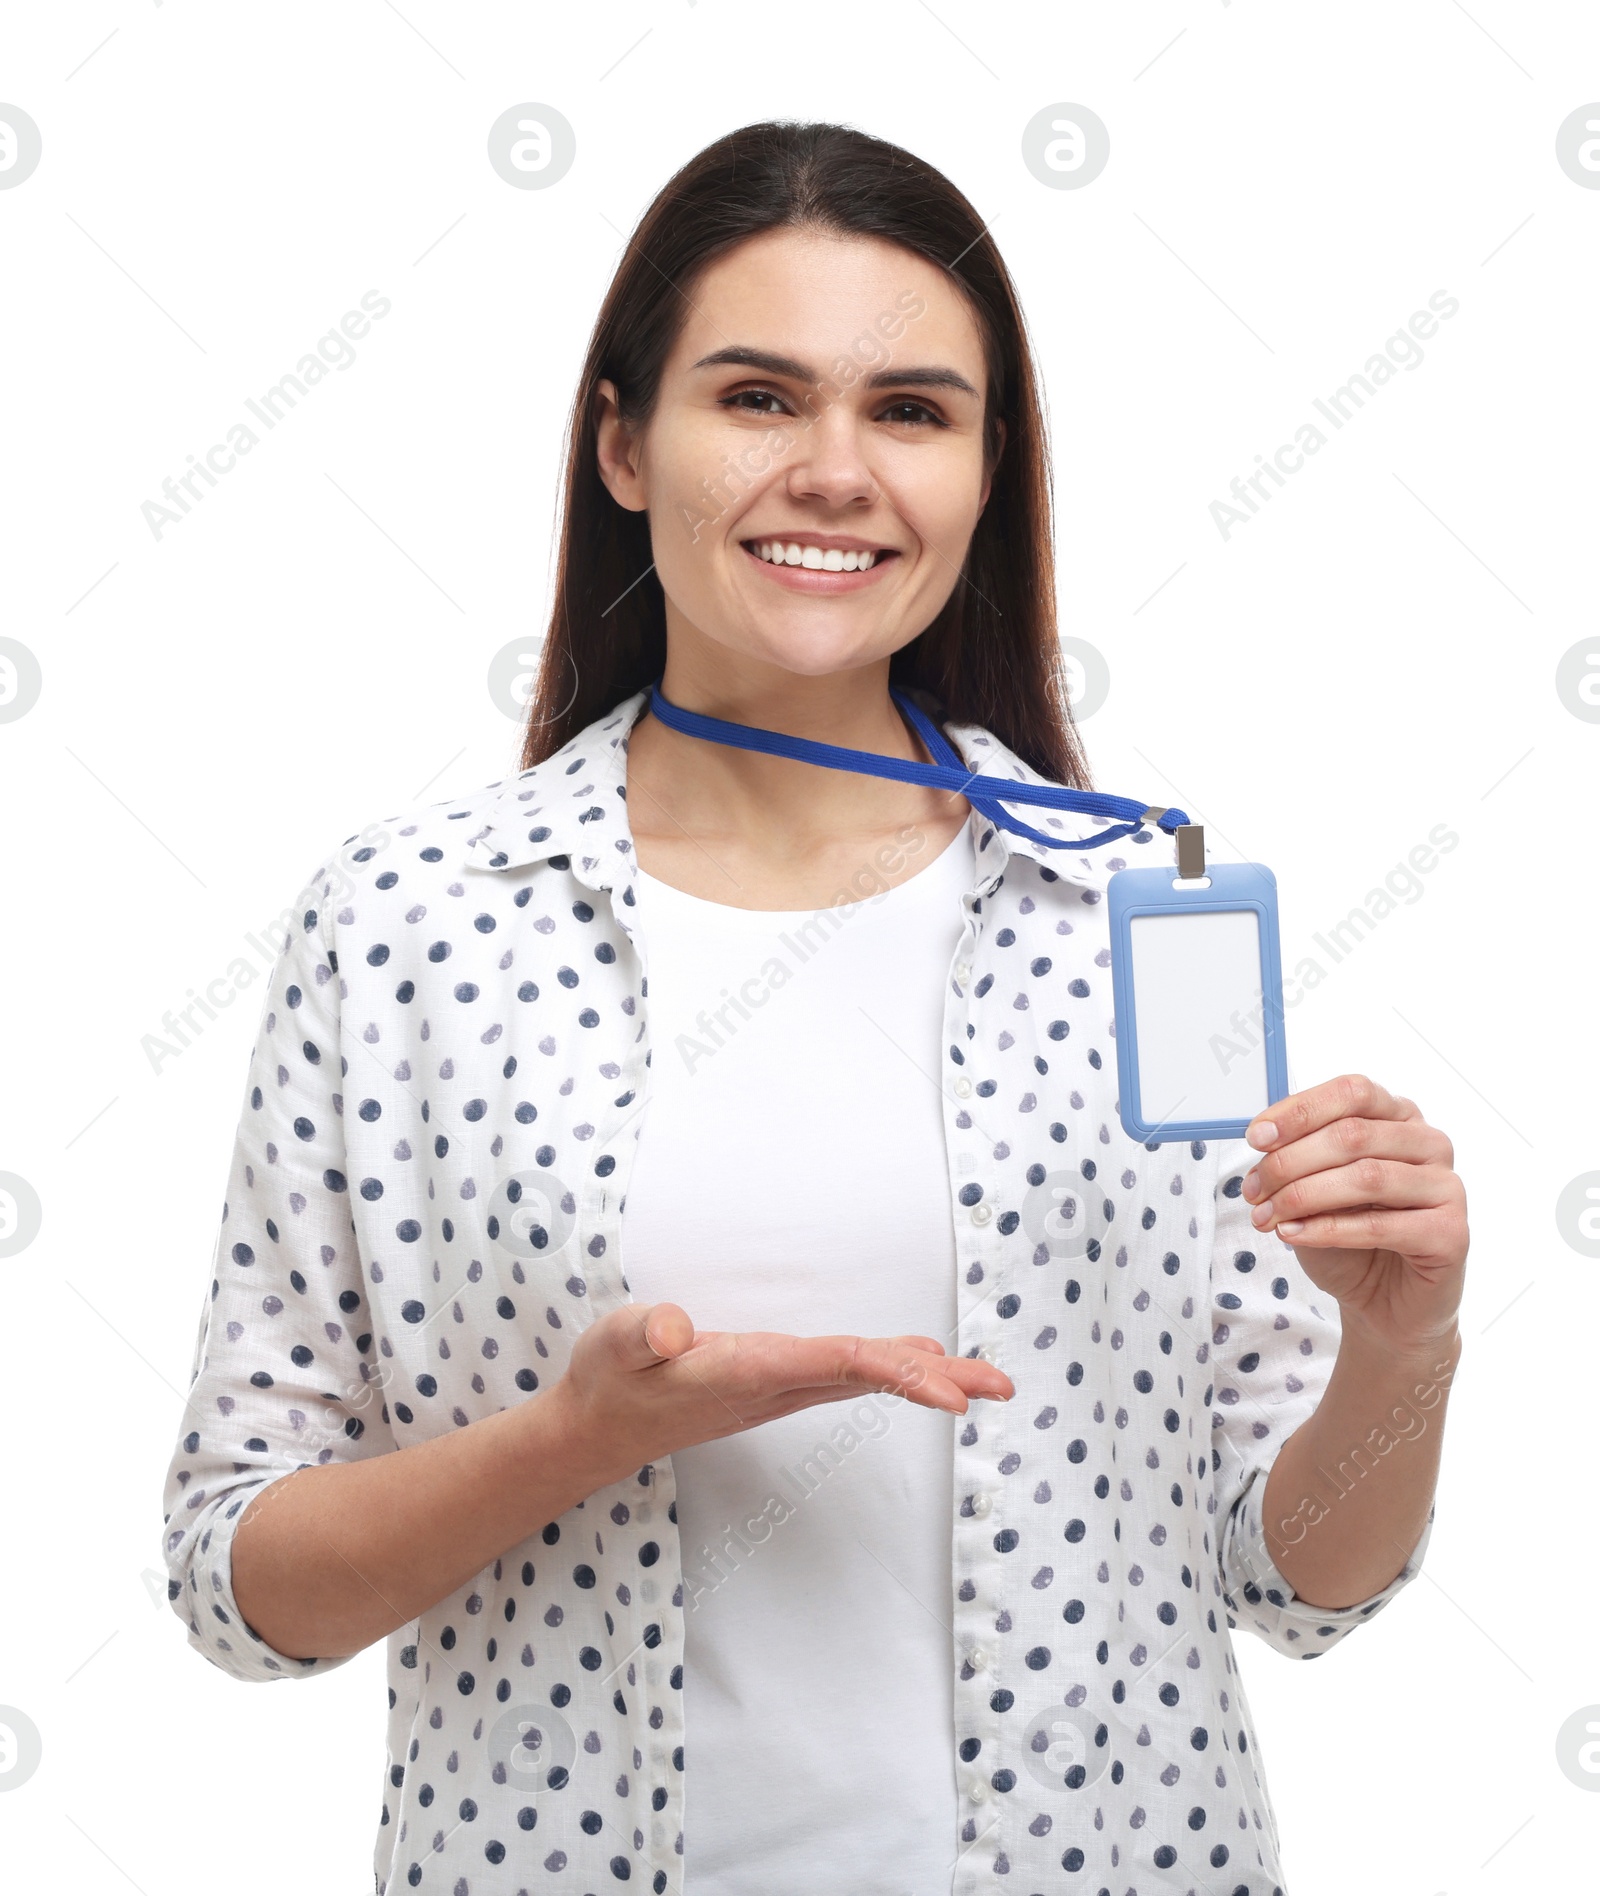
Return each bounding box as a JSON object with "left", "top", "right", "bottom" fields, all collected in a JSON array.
[
  {"left": 1141, "top": 807, "right": 1207, "bottom": 881},
  {"left": 1175, "top": 823, "right": 1206, "bottom": 880}
]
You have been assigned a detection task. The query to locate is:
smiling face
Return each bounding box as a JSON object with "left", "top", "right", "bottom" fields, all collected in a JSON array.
[{"left": 594, "top": 226, "right": 1003, "bottom": 683}]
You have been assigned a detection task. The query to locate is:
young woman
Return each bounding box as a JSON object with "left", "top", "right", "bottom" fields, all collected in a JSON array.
[{"left": 161, "top": 121, "right": 1467, "bottom": 1896}]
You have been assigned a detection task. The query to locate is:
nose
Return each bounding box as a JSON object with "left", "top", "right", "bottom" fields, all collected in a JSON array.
[{"left": 781, "top": 405, "right": 880, "bottom": 512}]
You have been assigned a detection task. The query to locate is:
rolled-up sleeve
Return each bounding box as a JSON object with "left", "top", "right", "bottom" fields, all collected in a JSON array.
[
  {"left": 159, "top": 850, "right": 397, "bottom": 1682},
  {"left": 1207, "top": 1128, "right": 1434, "bottom": 1660}
]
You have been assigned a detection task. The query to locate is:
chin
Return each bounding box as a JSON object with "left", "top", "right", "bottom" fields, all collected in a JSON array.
[{"left": 716, "top": 624, "right": 905, "bottom": 681}]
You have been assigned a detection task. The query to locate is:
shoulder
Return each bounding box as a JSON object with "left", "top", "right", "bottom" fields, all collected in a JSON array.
[
  {"left": 300, "top": 689, "right": 651, "bottom": 903},
  {"left": 291, "top": 773, "right": 514, "bottom": 917}
]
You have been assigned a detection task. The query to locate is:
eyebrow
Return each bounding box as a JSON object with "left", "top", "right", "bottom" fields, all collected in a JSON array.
[{"left": 689, "top": 344, "right": 980, "bottom": 401}]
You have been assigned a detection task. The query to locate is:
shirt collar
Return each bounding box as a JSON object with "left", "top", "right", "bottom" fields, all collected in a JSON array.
[{"left": 460, "top": 686, "right": 1116, "bottom": 895}]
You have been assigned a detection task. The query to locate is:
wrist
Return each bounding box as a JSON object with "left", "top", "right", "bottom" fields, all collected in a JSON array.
[
  {"left": 526, "top": 1376, "right": 629, "bottom": 1503},
  {"left": 1337, "top": 1313, "right": 1463, "bottom": 1378}
]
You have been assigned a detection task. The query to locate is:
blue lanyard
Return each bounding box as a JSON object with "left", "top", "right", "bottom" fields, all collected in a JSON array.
[{"left": 645, "top": 677, "right": 1193, "bottom": 855}]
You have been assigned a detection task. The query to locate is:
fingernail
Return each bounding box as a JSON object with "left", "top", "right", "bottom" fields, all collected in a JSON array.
[
  {"left": 1250, "top": 1199, "right": 1275, "bottom": 1226},
  {"left": 1243, "top": 1168, "right": 1260, "bottom": 1198},
  {"left": 1247, "top": 1120, "right": 1277, "bottom": 1150},
  {"left": 1278, "top": 1219, "right": 1304, "bottom": 1236}
]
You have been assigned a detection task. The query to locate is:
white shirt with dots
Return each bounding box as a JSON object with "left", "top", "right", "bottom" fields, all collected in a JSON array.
[{"left": 160, "top": 685, "right": 1434, "bottom": 1896}]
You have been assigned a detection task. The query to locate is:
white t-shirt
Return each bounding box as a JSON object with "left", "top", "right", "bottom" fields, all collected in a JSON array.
[{"left": 620, "top": 820, "right": 976, "bottom": 1894}]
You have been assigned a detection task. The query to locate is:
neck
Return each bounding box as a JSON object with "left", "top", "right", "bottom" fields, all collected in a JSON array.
[{"left": 624, "top": 642, "right": 962, "bottom": 856}]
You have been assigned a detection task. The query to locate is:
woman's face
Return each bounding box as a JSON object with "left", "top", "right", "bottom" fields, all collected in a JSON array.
[{"left": 596, "top": 227, "right": 1001, "bottom": 680}]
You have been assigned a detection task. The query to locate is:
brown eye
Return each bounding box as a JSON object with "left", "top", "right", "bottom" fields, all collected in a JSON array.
[
  {"left": 722, "top": 388, "right": 790, "bottom": 416},
  {"left": 880, "top": 400, "right": 945, "bottom": 427}
]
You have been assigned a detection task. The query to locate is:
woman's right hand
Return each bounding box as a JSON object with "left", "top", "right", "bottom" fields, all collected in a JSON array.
[{"left": 551, "top": 1301, "right": 1016, "bottom": 1490}]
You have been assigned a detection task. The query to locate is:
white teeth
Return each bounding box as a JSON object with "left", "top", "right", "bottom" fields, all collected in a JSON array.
[{"left": 749, "top": 541, "right": 879, "bottom": 570}]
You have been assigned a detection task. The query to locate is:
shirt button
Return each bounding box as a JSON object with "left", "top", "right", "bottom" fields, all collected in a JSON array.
[
  {"left": 968, "top": 1645, "right": 989, "bottom": 1671},
  {"left": 975, "top": 1346, "right": 996, "bottom": 1365},
  {"left": 971, "top": 1204, "right": 992, "bottom": 1226},
  {"left": 953, "top": 1077, "right": 972, "bottom": 1098},
  {"left": 968, "top": 1778, "right": 990, "bottom": 1805},
  {"left": 956, "top": 960, "right": 972, "bottom": 983},
  {"left": 970, "top": 1493, "right": 992, "bottom": 1517}
]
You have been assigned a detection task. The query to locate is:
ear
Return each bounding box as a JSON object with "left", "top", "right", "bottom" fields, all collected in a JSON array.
[
  {"left": 978, "top": 414, "right": 1007, "bottom": 514},
  {"left": 594, "top": 378, "right": 649, "bottom": 513}
]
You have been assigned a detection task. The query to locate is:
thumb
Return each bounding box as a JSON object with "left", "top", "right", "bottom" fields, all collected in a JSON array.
[{"left": 616, "top": 1301, "right": 695, "bottom": 1369}]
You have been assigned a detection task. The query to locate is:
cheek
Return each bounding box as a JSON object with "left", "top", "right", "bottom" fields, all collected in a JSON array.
[
  {"left": 649, "top": 495, "right": 715, "bottom": 585},
  {"left": 647, "top": 429, "right": 710, "bottom": 517},
  {"left": 643, "top": 433, "right": 738, "bottom": 568},
  {"left": 654, "top": 414, "right": 770, "bottom": 519},
  {"left": 890, "top": 453, "right": 987, "bottom": 563}
]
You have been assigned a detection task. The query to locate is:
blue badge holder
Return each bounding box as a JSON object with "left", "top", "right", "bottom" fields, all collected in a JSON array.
[{"left": 1108, "top": 847, "right": 1288, "bottom": 1145}]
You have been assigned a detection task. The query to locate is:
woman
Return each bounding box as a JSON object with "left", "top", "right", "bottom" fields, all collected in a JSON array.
[{"left": 161, "top": 121, "right": 1467, "bottom": 1895}]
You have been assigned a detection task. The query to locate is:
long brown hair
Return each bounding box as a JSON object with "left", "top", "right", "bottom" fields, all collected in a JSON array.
[{"left": 519, "top": 119, "right": 1091, "bottom": 789}]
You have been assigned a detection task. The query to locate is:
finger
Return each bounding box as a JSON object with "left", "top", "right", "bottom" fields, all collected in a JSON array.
[
  {"left": 855, "top": 1343, "right": 1015, "bottom": 1410},
  {"left": 728, "top": 1330, "right": 941, "bottom": 1369},
  {"left": 1247, "top": 1073, "right": 1410, "bottom": 1154},
  {"left": 621, "top": 1302, "right": 695, "bottom": 1367},
  {"left": 744, "top": 1380, "right": 970, "bottom": 1426},
  {"left": 761, "top": 1333, "right": 989, "bottom": 1411},
  {"left": 1244, "top": 1116, "right": 1447, "bottom": 1204},
  {"left": 769, "top": 1379, "right": 967, "bottom": 1418},
  {"left": 783, "top": 1358, "right": 995, "bottom": 1416},
  {"left": 711, "top": 1332, "right": 1007, "bottom": 1415},
  {"left": 1266, "top": 1203, "right": 1464, "bottom": 1264},
  {"left": 850, "top": 1336, "right": 969, "bottom": 1390},
  {"left": 1250, "top": 1157, "right": 1454, "bottom": 1233}
]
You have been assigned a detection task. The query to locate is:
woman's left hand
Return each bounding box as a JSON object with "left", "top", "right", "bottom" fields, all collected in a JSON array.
[{"left": 1240, "top": 1072, "right": 1468, "bottom": 1356}]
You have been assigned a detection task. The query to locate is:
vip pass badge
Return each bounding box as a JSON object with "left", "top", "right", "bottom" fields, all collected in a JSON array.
[{"left": 645, "top": 677, "right": 1288, "bottom": 1145}]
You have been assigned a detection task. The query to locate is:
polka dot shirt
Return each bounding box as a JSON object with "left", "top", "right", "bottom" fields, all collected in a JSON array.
[{"left": 160, "top": 684, "right": 1434, "bottom": 1895}]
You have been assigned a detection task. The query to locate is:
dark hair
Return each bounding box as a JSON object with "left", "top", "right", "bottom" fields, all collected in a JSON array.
[{"left": 520, "top": 118, "right": 1090, "bottom": 789}]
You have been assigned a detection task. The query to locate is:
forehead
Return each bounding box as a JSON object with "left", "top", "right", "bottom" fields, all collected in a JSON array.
[{"left": 666, "top": 227, "right": 987, "bottom": 374}]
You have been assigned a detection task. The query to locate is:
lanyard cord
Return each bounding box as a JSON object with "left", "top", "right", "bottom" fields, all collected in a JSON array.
[{"left": 644, "top": 677, "right": 1192, "bottom": 854}]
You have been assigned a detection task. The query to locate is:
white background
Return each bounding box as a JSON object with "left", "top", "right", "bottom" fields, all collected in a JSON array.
[{"left": 1, "top": 4, "right": 1596, "bottom": 1891}]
